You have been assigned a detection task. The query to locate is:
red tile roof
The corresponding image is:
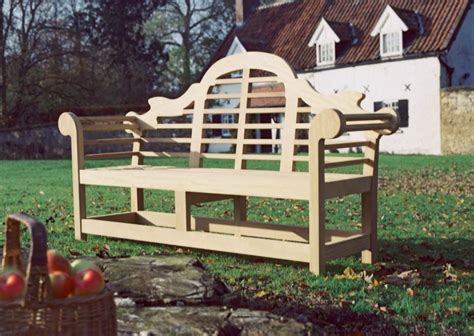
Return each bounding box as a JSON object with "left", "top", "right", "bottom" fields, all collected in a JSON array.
[{"left": 214, "top": 0, "right": 471, "bottom": 71}]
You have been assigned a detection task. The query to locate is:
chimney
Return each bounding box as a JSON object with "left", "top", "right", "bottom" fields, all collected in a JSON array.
[{"left": 236, "top": 0, "right": 259, "bottom": 27}]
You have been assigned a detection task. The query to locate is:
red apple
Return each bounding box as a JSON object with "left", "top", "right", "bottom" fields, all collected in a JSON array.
[
  {"left": 71, "top": 259, "right": 101, "bottom": 275},
  {"left": 47, "top": 250, "right": 71, "bottom": 274},
  {"left": 73, "top": 269, "right": 104, "bottom": 296},
  {"left": 0, "top": 270, "right": 25, "bottom": 300},
  {"left": 49, "top": 271, "right": 74, "bottom": 299}
]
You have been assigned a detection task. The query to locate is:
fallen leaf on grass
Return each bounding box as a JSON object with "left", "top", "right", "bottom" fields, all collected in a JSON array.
[
  {"left": 335, "top": 267, "right": 360, "bottom": 280},
  {"left": 383, "top": 270, "right": 421, "bottom": 287},
  {"left": 339, "top": 299, "right": 354, "bottom": 309},
  {"left": 442, "top": 264, "right": 458, "bottom": 283},
  {"left": 447, "top": 307, "right": 461, "bottom": 314},
  {"left": 255, "top": 290, "right": 268, "bottom": 298},
  {"left": 406, "top": 288, "right": 416, "bottom": 297},
  {"left": 373, "top": 304, "right": 392, "bottom": 314}
]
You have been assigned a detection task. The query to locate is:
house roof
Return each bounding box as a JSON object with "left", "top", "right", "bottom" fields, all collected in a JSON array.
[{"left": 213, "top": 0, "right": 471, "bottom": 71}]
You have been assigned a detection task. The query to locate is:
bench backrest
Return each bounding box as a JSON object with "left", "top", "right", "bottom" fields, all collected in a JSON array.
[{"left": 127, "top": 52, "right": 374, "bottom": 172}]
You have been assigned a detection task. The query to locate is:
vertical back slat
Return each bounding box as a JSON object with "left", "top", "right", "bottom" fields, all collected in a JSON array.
[
  {"left": 279, "top": 94, "right": 298, "bottom": 172},
  {"left": 234, "top": 68, "right": 250, "bottom": 169},
  {"left": 189, "top": 98, "right": 205, "bottom": 168}
]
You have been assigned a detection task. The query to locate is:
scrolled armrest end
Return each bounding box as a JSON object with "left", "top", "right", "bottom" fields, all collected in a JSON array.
[
  {"left": 379, "top": 107, "right": 400, "bottom": 135},
  {"left": 58, "top": 112, "right": 81, "bottom": 137},
  {"left": 311, "top": 109, "right": 344, "bottom": 139}
]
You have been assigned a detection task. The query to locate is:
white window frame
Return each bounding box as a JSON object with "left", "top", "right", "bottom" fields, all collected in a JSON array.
[
  {"left": 380, "top": 30, "right": 403, "bottom": 57},
  {"left": 381, "top": 100, "right": 399, "bottom": 111},
  {"left": 221, "top": 114, "right": 235, "bottom": 137},
  {"left": 316, "top": 41, "right": 335, "bottom": 66}
]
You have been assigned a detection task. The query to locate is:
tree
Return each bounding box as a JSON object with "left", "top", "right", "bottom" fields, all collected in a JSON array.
[
  {"left": 0, "top": 0, "right": 18, "bottom": 121},
  {"left": 85, "top": 0, "right": 168, "bottom": 103},
  {"left": 146, "top": 0, "right": 234, "bottom": 93},
  {"left": 0, "top": 0, "right": 233, "bottom": 127}
]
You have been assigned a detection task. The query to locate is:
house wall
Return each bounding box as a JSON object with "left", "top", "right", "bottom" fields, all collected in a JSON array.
[
  {"left": 440, "top": 87, "right": 474, "bottom": 154},
  {"left": 446, "top": 4, "right": 474, "bottom": 87},
  {"left": 298, "top": 56, "right": 442, "bottom": 154}
]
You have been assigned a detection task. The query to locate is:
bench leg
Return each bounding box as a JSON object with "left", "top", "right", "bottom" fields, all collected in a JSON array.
[
  {"left": 361, "top": 191, "right": 378, "bottom": 264},
  {"left": 309, "top": 199, "right": 325, "bottom": 275},
  {"left": 233, "top": 196, "right": 247, "bottom": 237},
  {"left": 73, "top": 183, "right": 87, "bottom": 240},
  {"left": 175, "top": 191, "right": 191, "bottom": 231},
  {"left": 131, "top": 187, "right": 144, "bottom": 212}
]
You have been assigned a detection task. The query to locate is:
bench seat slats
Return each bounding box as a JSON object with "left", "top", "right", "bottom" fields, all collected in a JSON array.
[{"left": 80, "top": 166, "right": 371, "bottom": 200}]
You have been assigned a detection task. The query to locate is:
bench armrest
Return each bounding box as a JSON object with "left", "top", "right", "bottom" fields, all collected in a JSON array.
[
  {"left": 58, "top": 112, "right": 82, "bottom": 138},
  {"left": 308, "top": 108, "right": 399, "bottom": 179},
  {"left": 58, "top": 112, "right": 142, "bottom": 164},
  {"left": 310, "top": 107, "right": 399, "bottom": 140}
]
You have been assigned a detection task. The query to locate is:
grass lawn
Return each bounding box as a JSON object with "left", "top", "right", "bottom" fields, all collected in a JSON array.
[{"left": 0, "top": 154, "right": 472, "bottom": 334}]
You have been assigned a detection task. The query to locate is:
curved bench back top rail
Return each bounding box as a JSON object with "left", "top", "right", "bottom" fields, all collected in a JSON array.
[
  {"left": 124, "top": 52, "right": 397, "bottom": 172},
  {"left": 58, "top": 52, "right": 398, "bottom": 172}
]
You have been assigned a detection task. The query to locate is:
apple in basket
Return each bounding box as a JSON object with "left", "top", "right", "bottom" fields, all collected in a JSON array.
[
  {"left": 49, "top": 271, "right": 74, "bottom": 299},
  {"left": 0, "top": 270, "right": 25, "bottom": 300},
  {"left": 47, "top": 250, "right": 71, "bottom": 274},
  {"left": 71, "top": 259, "right": 101, "bottom": 275},
  {"left": 73, "top": 269, "right": 104, "bottom": 296}
]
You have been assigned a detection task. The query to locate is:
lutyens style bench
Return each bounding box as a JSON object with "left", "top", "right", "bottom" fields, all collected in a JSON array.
[{"left": 59, "top": 52, "right": 399, "bottom": 275}]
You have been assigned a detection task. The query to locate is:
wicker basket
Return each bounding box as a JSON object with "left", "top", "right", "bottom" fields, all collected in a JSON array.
[{"left": 0, "top": 213, "right": 117, "bottom": 335}]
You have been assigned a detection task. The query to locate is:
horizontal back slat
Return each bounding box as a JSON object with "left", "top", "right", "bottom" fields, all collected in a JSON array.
[{"left": 112, "top": 52, "right": 397, "bottom": 170}]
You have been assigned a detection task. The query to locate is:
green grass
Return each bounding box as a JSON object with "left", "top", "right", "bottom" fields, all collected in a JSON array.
[{"left": 0, "top": 154, "right": 473, "bottom": 334}]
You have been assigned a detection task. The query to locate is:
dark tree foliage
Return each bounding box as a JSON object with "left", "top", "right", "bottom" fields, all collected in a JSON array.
[
  {"left": 0, "top": 0, "right": 233, "bottom": 127},
  {"left": 85, "top": 0, "right": 168, "bottom": 103}
]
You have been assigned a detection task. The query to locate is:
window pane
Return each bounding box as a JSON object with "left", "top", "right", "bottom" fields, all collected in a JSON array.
[
  {"left": 373, "top": 99, "right": 408, "bottom": 128},
  {"left": 318, "top": 42, "right": 334, "bottom": 64},
  {"left": 382, "top": 32, "right": 401, "bottom": 55}
]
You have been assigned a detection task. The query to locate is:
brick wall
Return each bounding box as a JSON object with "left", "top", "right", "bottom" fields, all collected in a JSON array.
[{"left": 441, "top": 87, "right": 474, "bottom": 154}]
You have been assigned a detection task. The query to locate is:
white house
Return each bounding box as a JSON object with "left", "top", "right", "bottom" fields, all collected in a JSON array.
[{"left": 212, "top": 0, "right": 474, "bottom": 155}]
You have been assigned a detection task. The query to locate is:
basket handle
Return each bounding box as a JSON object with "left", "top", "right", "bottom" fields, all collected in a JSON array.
[{"left": 3, "top": 213, "right": 52, "bottom": 304}]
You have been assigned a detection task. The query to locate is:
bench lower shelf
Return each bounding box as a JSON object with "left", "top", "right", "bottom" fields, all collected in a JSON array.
[{"left": 82, "top": 211, "right": 370, "bottom": 263}]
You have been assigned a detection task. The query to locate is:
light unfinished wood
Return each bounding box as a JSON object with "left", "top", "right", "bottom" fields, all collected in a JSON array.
[
  {"left": 79, "top": 116, "right": 137, "bottom": 123},
  {"left": 84, "top": 151, "right": 137, "bottom": 160},
  {"left": 175, "top": 191, "right": 191, "bottom": 231},
  {"left": 84, "top": 138, "right": 138, "bottom": 146},
  {"left": 59, "top": 51, "right": 399, "bottom": 275},
  {"left": 140, "top": 151, "right": 190, "bottom": 158},
  {"left": 79, "top": 167, "right": 372, "bottom": 201},
  {"left": 82, "top": 218, "right": 310, "bottom": 262},
  {"left": 214, "top": 76, "right": 279, "bottom": 85},
  {"left": 206, "top": 91, "right": 286, "bottom": 100},
  {"left": 131, "top": 129, "right": 144, "bottom": 212},
  {"left": 88, "top": 211, "right": 366, "bottom": 245},
  {"left": 324, "top": 140, "right": 371, "bottom": 150},
  {"left": 58, "top": 113, "right": 86, "bottom": 240},
  {"left": 234, "top": 68, "right": 251, "bottom": 169},
  {"left": 82, "top": 123, "right": 140, "bottom": 132}
]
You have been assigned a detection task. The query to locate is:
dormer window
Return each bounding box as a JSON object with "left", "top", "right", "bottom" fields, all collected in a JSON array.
[
  {"left": 308, "top": 18, "right": 341, "bottom": 67},
  {"left": 381, "top": 31, "right": 402, "bottom": 56},
  {"left": 227, "top": 36, "right": 247, "bottom": 56},
  {"left": 317, "top": 42, "right": 335, "bottom": 65},
  {"left": 370, "top": 5, "right": 416, "bottom": 58}
]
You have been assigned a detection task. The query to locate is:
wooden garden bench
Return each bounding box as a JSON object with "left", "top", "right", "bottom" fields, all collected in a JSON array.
[{"left": 58, "top": 52, "right": 399, "bottom": 275}]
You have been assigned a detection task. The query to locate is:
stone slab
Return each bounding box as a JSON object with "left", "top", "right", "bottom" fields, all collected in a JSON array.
[
  {"left": 95, "top": 256, "right": 229, "bottom": 305},
  {"left": 116, "top": 306, "right": 311, "bottom": 336}
]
